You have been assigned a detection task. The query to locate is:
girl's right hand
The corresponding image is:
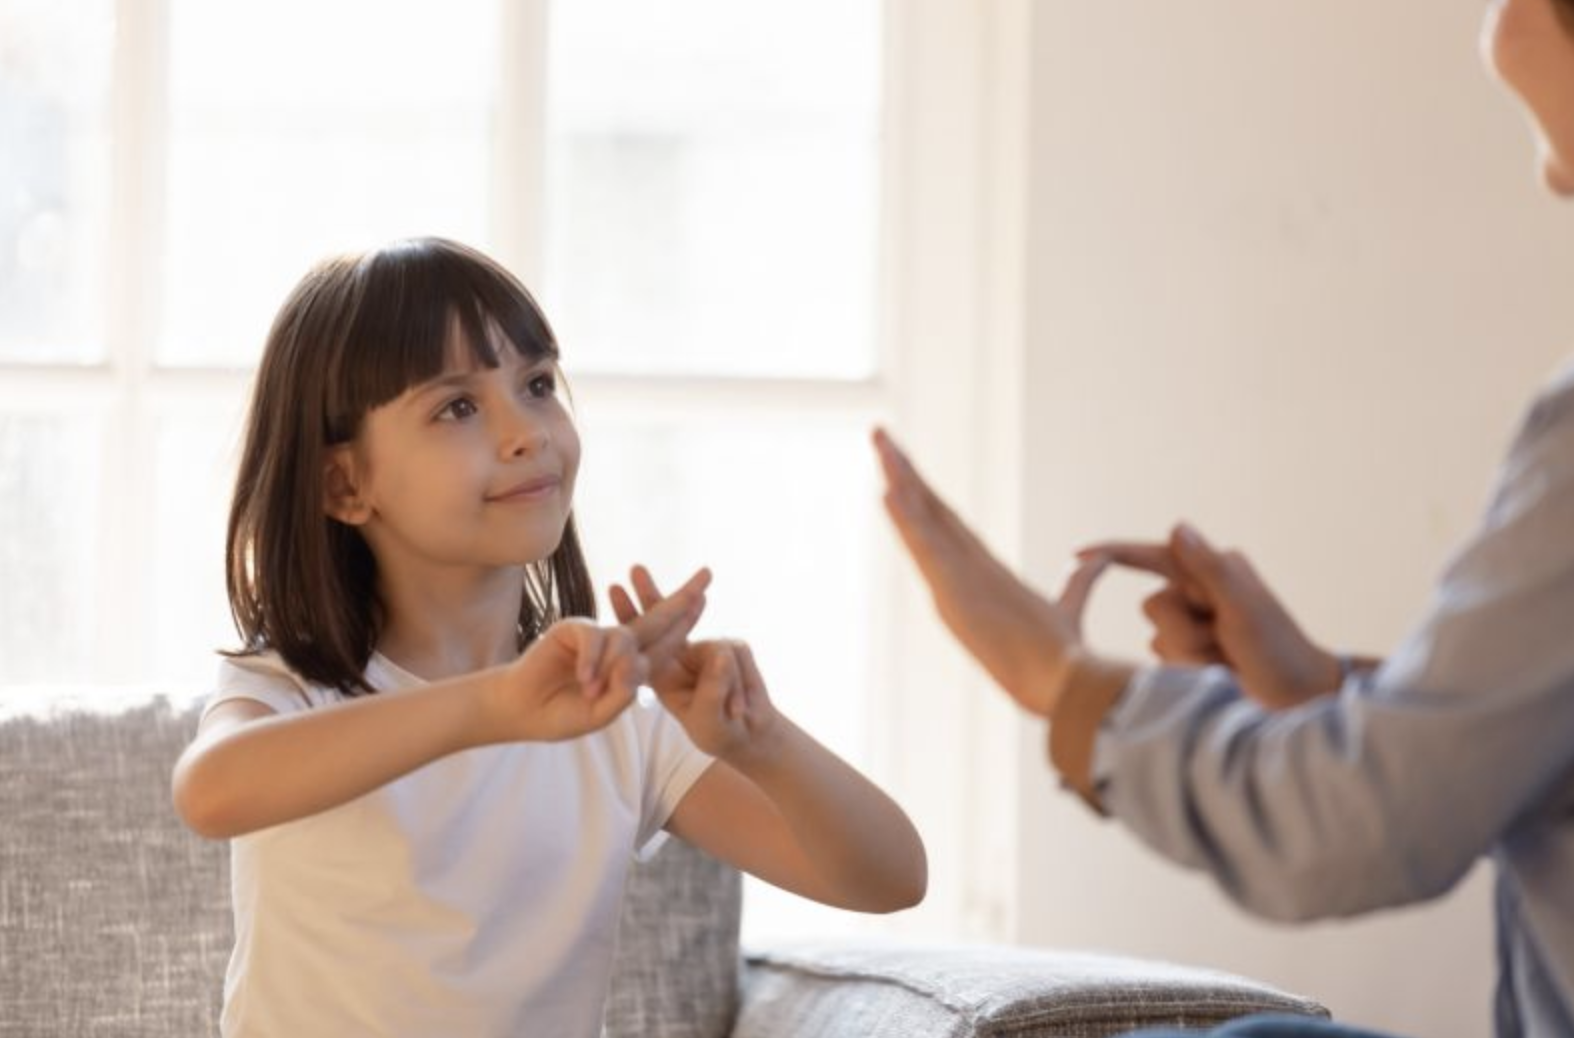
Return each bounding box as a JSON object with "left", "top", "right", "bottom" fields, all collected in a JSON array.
[{"left": 484, "top": 568, "right": 711, "bottom": 742}]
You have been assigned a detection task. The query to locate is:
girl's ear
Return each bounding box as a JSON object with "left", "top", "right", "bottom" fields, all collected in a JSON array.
[{"left": 323, "top": 448, "right": 372, "bottom": 525}]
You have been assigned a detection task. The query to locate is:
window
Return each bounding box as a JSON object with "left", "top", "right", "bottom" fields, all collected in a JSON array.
[{"left": 0, "top": 0, "right": 1030, "bottom": 945}]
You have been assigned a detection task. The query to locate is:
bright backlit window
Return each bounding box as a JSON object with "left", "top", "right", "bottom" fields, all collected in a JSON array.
[{"left": 0, "top": 0, "right": 1023, "bottom": 946}]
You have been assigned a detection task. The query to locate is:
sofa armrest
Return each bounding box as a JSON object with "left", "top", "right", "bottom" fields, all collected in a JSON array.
[{"left": 736, "top": 941, "right": 1328, "bottom": 1038}]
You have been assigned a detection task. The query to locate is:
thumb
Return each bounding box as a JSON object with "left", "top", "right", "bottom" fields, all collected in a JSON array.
[
  {"left": 704, "top": 647, "right": 738, "bottom": 702},
  {"left": 1057, "top": 552, "right": 1111, "bottom": 641}
]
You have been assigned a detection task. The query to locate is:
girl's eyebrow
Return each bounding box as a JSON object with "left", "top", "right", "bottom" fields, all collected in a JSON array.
[
  {"left": 408, "top": 356, "right": 553, "bottom": 401},
  {"left": 409, "top": 371, "right": 478, "bottom": 400}
]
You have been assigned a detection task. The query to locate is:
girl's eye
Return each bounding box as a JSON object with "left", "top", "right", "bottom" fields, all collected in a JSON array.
[
  {"left": 526, "top": 372, "right": 557, "bottom": 398},
  {"left": 436, "top": 396, "right": 479, "bottom": 421}
]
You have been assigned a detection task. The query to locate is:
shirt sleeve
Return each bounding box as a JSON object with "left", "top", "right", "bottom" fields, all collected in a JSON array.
[
  {"left": 1092, "top": 362, "right": 1574, "bottom": 923},
  {"left": 202, "top": 652, "right": 323, "bottom": 722},
  {"left": 630, "top": 691, "right": 715, "bottom": 862}
]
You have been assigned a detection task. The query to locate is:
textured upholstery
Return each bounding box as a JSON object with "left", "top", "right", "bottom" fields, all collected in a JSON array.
[
  {"left": 606, "top": 838, "right": 742, "bottom": 1038},
  {"left": 0, "top": 694, "right": 742, "bottom": 1038},
  {"left": 0, "top": 694, "right": 1326, "bottom": 1038},
  {"left": 737, "top": 944, "right": 1328, "bottom": 1038},
  {"left": 0, "top": 695, "right": 230, "bottom": 1037}
]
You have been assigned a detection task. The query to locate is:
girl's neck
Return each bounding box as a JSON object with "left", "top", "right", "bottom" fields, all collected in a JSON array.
[{"left": 373, "top": 564, "right": 530, "bottom": 681}]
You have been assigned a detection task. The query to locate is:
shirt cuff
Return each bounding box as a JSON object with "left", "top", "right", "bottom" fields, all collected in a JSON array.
[{"left": 1047, "top": 656, "right": 1136, "bottom": 816}]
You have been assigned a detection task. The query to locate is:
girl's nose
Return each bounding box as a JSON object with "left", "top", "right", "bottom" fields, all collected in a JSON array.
[{"left": 498, "top": 402, "right": 549, "bottom": 458}]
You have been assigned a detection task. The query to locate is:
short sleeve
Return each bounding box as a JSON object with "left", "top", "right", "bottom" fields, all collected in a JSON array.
[
  {"left": 202, "top": 652, "right": 330, "bottom": 723},
  {"left": 629, "top": 691, "right": 714, "bottom": 862}
]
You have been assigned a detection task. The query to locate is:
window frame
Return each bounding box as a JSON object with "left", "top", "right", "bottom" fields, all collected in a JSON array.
[{"left": 0, "top": 0, "right": 1034, "bottom": 942}]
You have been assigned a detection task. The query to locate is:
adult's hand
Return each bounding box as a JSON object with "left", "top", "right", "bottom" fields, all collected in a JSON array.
[
  {"left": 1081, "top": 524, "right": 1352, "bottom": 710},
  {"left": 873, "top": 428, "right": 1106, "bottom": 717}
]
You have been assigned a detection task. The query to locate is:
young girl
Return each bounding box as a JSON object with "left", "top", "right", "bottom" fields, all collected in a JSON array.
[{"left": 172, "top": 237, "right": 927, "bottom": 1037}]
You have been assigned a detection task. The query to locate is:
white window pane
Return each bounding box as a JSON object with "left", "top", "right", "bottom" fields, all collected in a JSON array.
[
  {"left": 544, "top": 0, "right": 882, "bottom": 379},
  {"left": 571, "top": 407, "right": 880, "bottom": 940},
  {"left": 0, "top": 414, "right": 101, "bottom": 681},
  {"left": 158, "top": 0, "right": 499, "bottom": 368},
  {"left": 150, "top": 407, "right": 243, "bottom": 683},
  {"left": 0, "top": 2, "right": 114, "bottom": 365}
]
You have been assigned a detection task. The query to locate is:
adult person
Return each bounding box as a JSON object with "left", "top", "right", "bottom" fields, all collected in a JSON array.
[{"left": 873, "top": 0, "right": 1574, "bottom": 1034}]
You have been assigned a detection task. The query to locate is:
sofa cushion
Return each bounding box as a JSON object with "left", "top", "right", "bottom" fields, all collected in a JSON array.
[
  {"left": 736, "top": 942, "right": 1329, "bottom": 1038},
  {"left": 606, "top": 835, "right": 743, "bottom": 1038},
  {"left": 0, "top": 692, "right": 745, "bottom": 1038},
  {"left": 0, "top": 693, "right": 229, "bottom": 1038}
]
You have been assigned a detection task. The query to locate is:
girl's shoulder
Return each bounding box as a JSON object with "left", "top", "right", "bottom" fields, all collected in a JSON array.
[{"left": 208, "top": 650, "right": 333, "bottom": 717}]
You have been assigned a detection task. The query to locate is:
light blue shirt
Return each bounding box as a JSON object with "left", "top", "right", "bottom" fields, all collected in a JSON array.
[{"left": 1095, "top": 360, "right": 1574, "bottom": 1038}]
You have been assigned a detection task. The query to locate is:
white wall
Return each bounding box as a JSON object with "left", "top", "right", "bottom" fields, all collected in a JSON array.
[{"left": 1014, "top": 1, "right": 1574, "bottom": 1034}]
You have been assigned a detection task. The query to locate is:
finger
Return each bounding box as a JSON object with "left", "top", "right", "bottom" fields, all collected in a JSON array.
[
  {"left": 626, "top": 571, "right": 711, "bottom": 649},
  {"left": 871, "top": 427, "right": 913, "bottom": 495},
  {"left": 695, "top": 642, "right": 733, "bottom": 698},
  {"left": 873, "top": 428, "right": 954, "bottom": 534},
  {"left": 642, "top": 605, "right": 702, "bottom": 671},
  {"left": 879, "top": 471, "right": 981, "bottom": 592},
  {"left": 630, "top": 564, "right": 664, "bottom": 612},
  {"left": 1057, "top": 553, "right": 1111, "bottom": 640},
  {"left": 630, "top": 591, "right": 705, "bottom": 654},
  {"left": 609, "top": 583, "right": 639, "bottom": 625},
  {"left": 1142, "top": 589, "right": 1220, "bottom": 661},
  {"left": 1169, "top": 523, "right": 1230, "bottom": 605},
  {"left": 1217, "top": 548, "right": 1269, "bottom": 604},
  {"left": 1142, "top": 586, "right": 1214, "bottom": 626},
  {"left": 874, "top": 431, "right": 1044, "bottom": 648},
  {"left": 642, "top": 565, "right": 714, "bottom": 615},
  {"left": 716, "top": 645, "right": 743, "bottom": 720},
  {"left": 735, "top": 643, "right": 768, "bottom": 718},
  {"left": 604, "top": 633, "right": 647, "bottom": 698},
  {"left": 1076, "top": 540, "right": 1182, "bottom": 582},
  {"left": 589, "top": 662, "right": 640, "bottom": 726},
  {"left": 577, "top": 625, "right": 607, "bottom": 697}
]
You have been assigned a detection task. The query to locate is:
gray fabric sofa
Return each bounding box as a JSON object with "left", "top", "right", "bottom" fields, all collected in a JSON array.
[{"left": 0, "top": 693, "right": 1329, "bottom": 1037}]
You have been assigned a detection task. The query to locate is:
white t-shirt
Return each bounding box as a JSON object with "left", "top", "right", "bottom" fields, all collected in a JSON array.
[{"left": 205, "top": 650, "right": 714, "bottom": 1038}]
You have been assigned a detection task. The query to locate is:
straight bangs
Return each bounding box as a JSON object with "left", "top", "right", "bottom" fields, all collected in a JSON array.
[{"left": 325, "top": 238, "right": 561, "bottom": 445}]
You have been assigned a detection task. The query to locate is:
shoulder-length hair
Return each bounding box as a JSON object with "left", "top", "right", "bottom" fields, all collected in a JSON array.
[{"left": 225, "top": 237, "right": 596, "bottom": 695}]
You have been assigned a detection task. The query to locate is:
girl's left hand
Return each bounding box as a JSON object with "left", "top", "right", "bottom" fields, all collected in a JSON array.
[{"left": 611, "top": 568, "right": 780, "bottom": 761}]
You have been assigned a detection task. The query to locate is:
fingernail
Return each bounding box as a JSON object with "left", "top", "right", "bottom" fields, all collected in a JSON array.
[{"left": 1176, "top": 523, "right": 1202, "bottom": 549}]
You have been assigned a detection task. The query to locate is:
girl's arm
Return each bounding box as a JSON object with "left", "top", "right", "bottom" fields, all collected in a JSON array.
[
  {"left": 611, "top": 573, "right": 926, "bottom": 913},
  {"left": 175, "top": 576, "right": 708, "bottom": 839},
  {"left": 175, "top": 671, "right": 517, "bottom": 839},
  {"left": 666, "top": 696, "right": 928, "bottom": 914}
]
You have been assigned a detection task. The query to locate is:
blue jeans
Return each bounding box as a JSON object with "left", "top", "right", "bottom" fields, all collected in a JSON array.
[{"left": 1124, "top": 1015, "right": 1405, "bottom": 1038}]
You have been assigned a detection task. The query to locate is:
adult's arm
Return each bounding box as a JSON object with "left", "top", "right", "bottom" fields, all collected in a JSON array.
[{"left": 1067, "top": 365, "right": 1574, "bottom": 921}]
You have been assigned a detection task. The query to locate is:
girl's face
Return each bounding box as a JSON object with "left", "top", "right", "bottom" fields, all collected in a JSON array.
[
  {"left": 330, "top": 327, "right": 581, "bottom": 576},
  {"left": 1483, "top": 0, "right": 1574, "bottom": 194}
]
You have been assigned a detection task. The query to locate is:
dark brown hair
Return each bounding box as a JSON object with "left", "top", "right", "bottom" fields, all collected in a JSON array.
[{"left": 225, "top": 237, "right": 596, "bottom": 695}]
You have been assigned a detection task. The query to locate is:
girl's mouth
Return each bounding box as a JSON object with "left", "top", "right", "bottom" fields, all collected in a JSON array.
[{"left": 486, "top": 475, "right": 561, "bottom": 503}]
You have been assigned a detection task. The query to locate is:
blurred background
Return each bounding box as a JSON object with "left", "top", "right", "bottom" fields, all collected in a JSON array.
[{"left": 3, "top": 2, "right": 1573, "bottom": 1034}]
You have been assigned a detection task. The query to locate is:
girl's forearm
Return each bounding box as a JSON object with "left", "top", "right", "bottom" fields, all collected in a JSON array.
[
  {"left": 173, "top": 672, "right": 499, "bottom": 839},
  {"left": 728, "top": 717, "right": 927, "bottom": 912}
]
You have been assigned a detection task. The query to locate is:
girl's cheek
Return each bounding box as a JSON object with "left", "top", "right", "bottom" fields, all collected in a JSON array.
[{"left": 557, "top": 413, "right": 584, "bottom": 482}]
